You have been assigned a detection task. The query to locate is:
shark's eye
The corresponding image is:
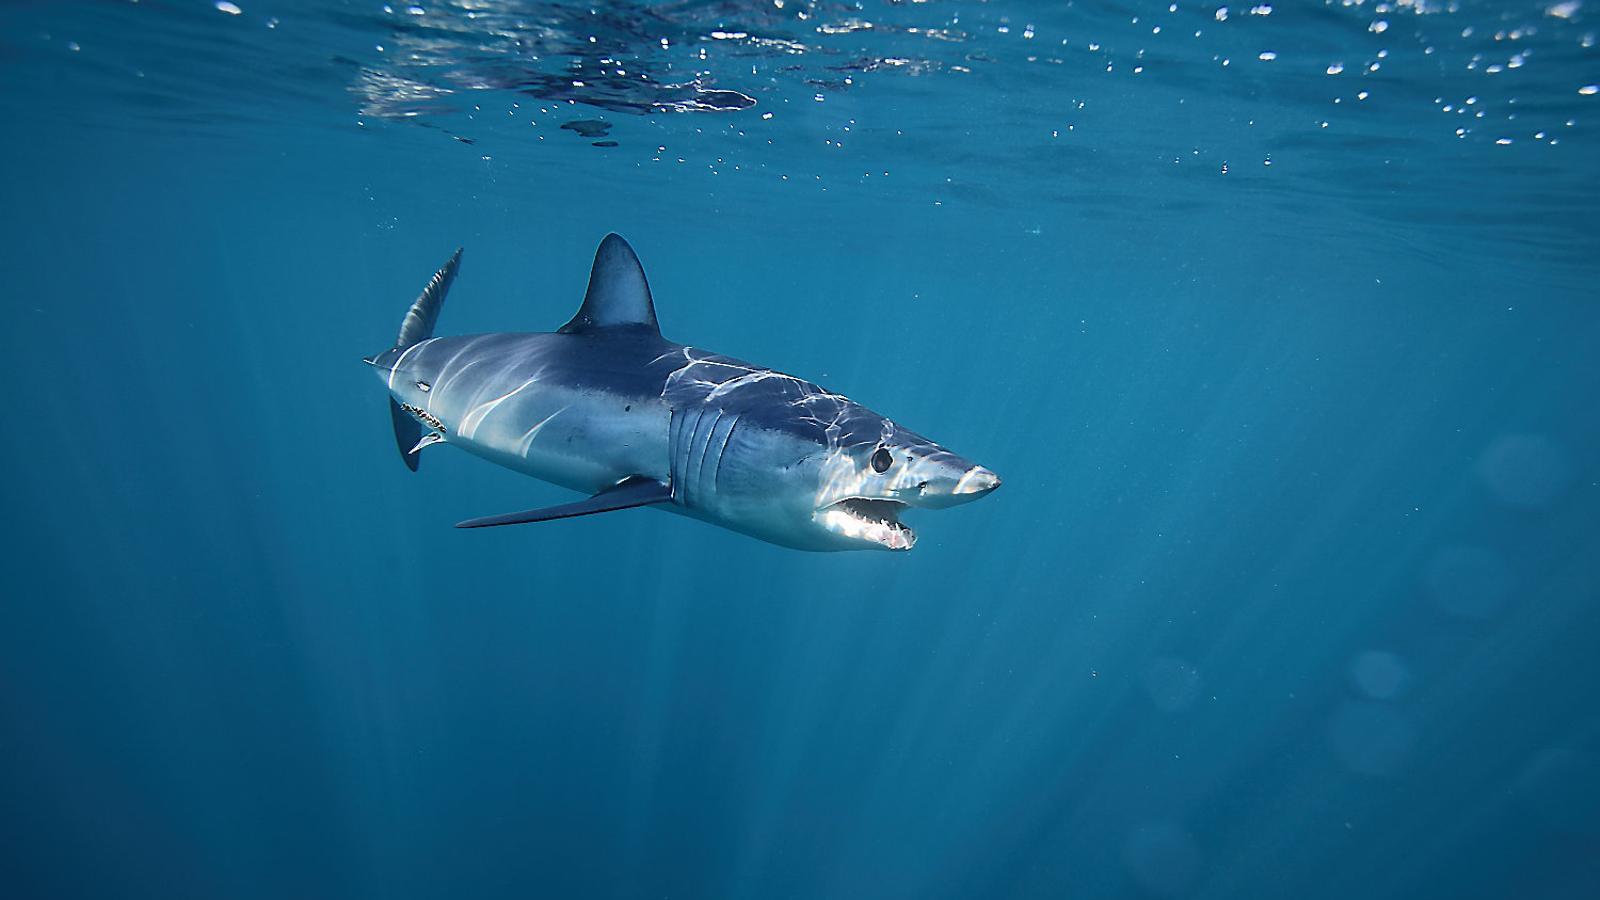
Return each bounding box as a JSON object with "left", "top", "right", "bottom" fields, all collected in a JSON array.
[{"left": 871, "top": 447, "right": 894, "bottom": 474}]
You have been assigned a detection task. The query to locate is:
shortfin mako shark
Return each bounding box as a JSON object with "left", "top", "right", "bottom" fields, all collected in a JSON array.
[{"left": 365, "top": 235, "right": 1000, "bottom": 551}]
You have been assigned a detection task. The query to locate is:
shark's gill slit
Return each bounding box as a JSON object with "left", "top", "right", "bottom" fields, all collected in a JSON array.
[
  {"left": 694, "top": 409, "right": 729, "bottom": 501},
  {"left": 710, "top": 414, "right": 741, "bottom": 495},
  {"left": 674, "top": 407, "right": 698, "bottom": 506},
  {"left": 686, "top": 407, "right": 719, "bottom": 506}
]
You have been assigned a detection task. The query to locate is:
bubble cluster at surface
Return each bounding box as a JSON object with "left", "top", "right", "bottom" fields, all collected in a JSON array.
[{"left": 15, "top": 0, "right": 1600, "bottom": 250}]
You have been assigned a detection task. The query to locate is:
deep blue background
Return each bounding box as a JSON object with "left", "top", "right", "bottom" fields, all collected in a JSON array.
[{"left": 2, "top": 2, "right": 1597, "bottom": 898}]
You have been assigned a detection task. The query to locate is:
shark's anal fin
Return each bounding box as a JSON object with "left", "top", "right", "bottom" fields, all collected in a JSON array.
[
  {"left": 455, "top": 476, "right": 672, "bottom": 529},
  {"left": 390, "top": 398, "right": 422, "bottom": 472}
]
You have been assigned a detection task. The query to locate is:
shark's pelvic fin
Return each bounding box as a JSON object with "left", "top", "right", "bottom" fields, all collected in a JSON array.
[
  {"left": 454, "top": 476, "right": 672, "bottom": 529},
  {"left": 408, "top": 431, "right": 447, "bottom": 455},
  {"left": 397, "top": 247, "right": 463, "bottom": 350},
  {"left": 558, "top": 234, "right": 660, "bottom": 335},
  {"left": 390, "top": 399, "right": 422, "bottom": 472}
]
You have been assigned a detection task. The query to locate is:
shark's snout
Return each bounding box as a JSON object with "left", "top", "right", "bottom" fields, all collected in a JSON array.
[
  {"left": 900, "top": 457, "right": 1001, "bottom": 510},
  {"left": 954, "top": 466, "right": 1002, "bottom": 497}
]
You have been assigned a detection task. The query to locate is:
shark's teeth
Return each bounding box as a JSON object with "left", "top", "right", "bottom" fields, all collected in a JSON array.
[{"left": 819, "top": 498, "right": 915, "bottom": 551}]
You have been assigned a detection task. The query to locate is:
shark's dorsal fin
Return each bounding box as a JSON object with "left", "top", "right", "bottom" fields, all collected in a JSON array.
[{"left": 558, "top": 234, "right": 659, "bottom": 335}]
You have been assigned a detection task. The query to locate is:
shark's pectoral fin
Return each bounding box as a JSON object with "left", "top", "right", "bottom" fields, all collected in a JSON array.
[{"left": 454, "top": 476, "right": 672, "bottom": 529}]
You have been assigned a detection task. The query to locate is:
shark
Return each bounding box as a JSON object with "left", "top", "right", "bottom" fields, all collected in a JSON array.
[{"left": 365, "top": 235, "right": 1000, "bottom": 551}]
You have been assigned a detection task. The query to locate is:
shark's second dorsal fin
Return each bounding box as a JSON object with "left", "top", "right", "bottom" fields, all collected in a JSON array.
[{"left": 558, "top": 234, "right": 659, "bottom": 335}]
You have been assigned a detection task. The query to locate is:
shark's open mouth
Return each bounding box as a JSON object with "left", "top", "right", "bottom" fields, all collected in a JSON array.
[{"left": 818, "top": 498, "right": 916, "bottom": 551}]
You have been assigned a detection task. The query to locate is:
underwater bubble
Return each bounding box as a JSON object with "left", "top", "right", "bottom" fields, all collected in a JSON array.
[
  {"left": 1476, "top": 434, "right": 1576, "bottom": 509},
  {"left": 1349, "top": 651, "right": 1410, "bottom": 700},
  {"left": 1121, "top": 822, "right": 1201, "bottom": 896},
  {"left": 1143, "top": 657, "right": 1202, "bottom": 712},
  {"left": 1423, "top": 546, "right": 1514, "bottom": 619},
  {"left": 1513, "top": 746, "right": 1600, "bottom": 836},
  {"left": 1327, "top": 701, "right": 1416, "bottom": 776}
]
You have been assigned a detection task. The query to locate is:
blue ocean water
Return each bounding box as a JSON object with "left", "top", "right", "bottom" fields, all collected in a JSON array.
[{"left": 2, "top": 1, "right": 1597, "bottom": 897}]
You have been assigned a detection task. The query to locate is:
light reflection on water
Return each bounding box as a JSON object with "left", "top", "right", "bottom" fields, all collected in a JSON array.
[{"left": 5, "top": 0, "right": 1598, "bottom": 257}]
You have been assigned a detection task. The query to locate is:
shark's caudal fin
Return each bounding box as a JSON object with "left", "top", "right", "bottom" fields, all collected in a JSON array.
[
  {"left": 388, "top": 249, "right": 462, "bottom": 472},
  {"left": 398, "top": 248, "right": 463, "bottom": 349},
  {"left": 390, "top": 398, "right": 422, "bottom": 472},
  {"left": 558, "top": 234, "right": 660, "bottom": 335}
]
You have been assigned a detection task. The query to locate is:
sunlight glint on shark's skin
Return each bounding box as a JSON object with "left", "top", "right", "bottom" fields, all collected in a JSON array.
[{"left": 365, "top": 235, "right": 999, "bottom": 551}]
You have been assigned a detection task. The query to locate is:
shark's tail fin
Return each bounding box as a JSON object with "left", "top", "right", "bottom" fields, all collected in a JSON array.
[
  {"left": 397, "top": 248, "right": 462, "bottom": 350},
  {"left": 389, "top": 398, "right": 422, "bottom": 472},
  {"left": 386, "top": 249, "right": 462, "bottom": 472}
]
